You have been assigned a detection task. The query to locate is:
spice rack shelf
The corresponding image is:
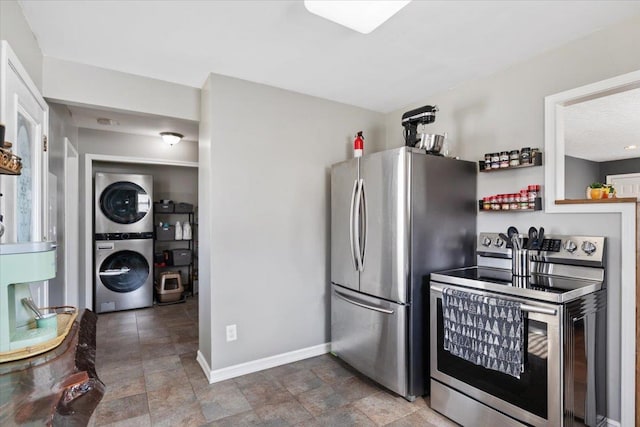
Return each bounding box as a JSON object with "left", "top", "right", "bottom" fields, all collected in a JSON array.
[
  {"left": 478, "top": 197, "right": 542, "bottom": 212},
  {"left": 478, "top": 151, "right": 542, "bottom": 172}
]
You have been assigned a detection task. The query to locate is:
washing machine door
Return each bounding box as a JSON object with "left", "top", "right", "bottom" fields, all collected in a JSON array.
[
  {"left": 99, "top": 250, "right": 150, "bottom": 293},
  {"left": 99, "top": 181, "right": 151, "bottom": 225}
]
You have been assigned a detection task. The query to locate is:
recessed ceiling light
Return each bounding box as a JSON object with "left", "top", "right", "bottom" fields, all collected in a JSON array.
[
  {"left": 97, "top": 118, "right": 119, "bottom": 126},
  {"left": 304, "top": 0, "right": 411, "bottom": 34},
  {"left": 624, "top": 145, "right": 637, "bottom": 150}
]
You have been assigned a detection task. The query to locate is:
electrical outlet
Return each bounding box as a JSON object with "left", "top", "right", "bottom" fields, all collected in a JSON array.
[{"left": 226, "top": 324, "right": 237, "bottom": 342}]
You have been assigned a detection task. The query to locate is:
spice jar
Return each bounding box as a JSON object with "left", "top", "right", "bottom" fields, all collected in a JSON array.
[
  {"left": 509, "top": 194, "right": 518, "bottom": 210},
  {"left": 520, "top": 147, "right": 531, "bottom": 164},
  {"left": 499, "top": 151, "right": 509, "bottom": 168},
  {"left": 482, "top": 197, "right": 491, "bottom": 210},
  {"left": 531, "top": 148, "right": 540, "bottom": 164},
  {"left": 484, "top": 153, "right": 492, "bottom": 170},
  {"left": 491, "top": 153, "right": 500, "bottom": 169},
  {"left": 490, "top": 195, "right": 499, "bottom": 210},
  {"left": 528, "top": 184, "right": 540, "bottom": 208},
  {"left": 501, "top": 194, "right": 510, "bottom": 210},
  {"left": 509, "top": 150, "right": 520, "bottom": 167}
]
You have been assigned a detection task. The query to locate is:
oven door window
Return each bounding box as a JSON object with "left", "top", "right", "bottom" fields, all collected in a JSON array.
[
  {"left": 99, "top": 181, "right": 150, "bottom": 224},
  {"left": 436, "top": 299, "right": 548, "bottom": 419}
]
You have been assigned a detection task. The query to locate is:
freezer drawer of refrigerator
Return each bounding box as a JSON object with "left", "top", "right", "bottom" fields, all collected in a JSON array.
[{"left": 331, "top": 285, "right": 408, "bottom": 397}]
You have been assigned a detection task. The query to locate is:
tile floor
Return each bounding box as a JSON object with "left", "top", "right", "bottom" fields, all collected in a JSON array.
[{"left": 90, "top": 298, "right": 457, "bottom": 426}]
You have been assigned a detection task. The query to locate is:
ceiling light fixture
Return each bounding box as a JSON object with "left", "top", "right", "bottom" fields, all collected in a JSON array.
[
  {"left": 624, "top": 145, "right": 637, "bottom": 150},
  {"left": 304, "top": 0, "right": 411, "bottom": 34},
  {"left": 160, "top": 132, "right": 184, "bottom": 146}
]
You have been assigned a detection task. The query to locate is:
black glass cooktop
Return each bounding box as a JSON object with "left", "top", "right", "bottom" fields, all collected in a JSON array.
[{"left": 431, "top": 266, "right": 603, "bottom": 303}]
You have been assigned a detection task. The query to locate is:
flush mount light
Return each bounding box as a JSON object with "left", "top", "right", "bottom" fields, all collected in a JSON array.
[
  {"left": 160, "top": 132, "right": 183, "bottom": 146},
  {"left": 304, "top": 0, "right": 411, "bottom": 34},
  {"left": 624, "top": 145, "right": 637, "bottom": 150}
]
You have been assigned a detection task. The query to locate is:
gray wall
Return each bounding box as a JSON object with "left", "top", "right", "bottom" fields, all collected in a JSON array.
[
  {"left": 383, "top": 13, "right": 640, "bottom": 422},
  {"left": 47, "top": 103, "right": 79, "bottom": 306},
  {"left": 199, "top": 73, "right": 384, "bottom": 371},
  {"left": 565, "top": 155, "right": 600, "bottom": 199},
  {"left": 43, "top": 57, "right": 200, "bottom": 122},
  {"left": 600, "top": 157, "right": 640, "bottom": 182},
  {"left": 0, "top": 0, "right": 42, "bottom": 90},
  {"left": 565, "top": 155, "right": 640, "bottom": 196}
]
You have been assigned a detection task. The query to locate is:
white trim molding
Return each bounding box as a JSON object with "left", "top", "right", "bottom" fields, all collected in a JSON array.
[
  {"left": 544, "top": 69, "right": 640, "bottom": 426},
  {"left": 604, "top": 417, "right": 621, "bottom": 427},
  {"left": 83, "top": 153, "right": 198, "bottom": 309},
  {"left": 199, "top": 343, "right": 331, "bottom": 384}
]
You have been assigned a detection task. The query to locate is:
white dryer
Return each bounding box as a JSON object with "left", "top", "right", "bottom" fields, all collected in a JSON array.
[
  {"left": 95, "top": 237, "right": 153, "bottom": 313},
  {"left": 95, "top": 173, "right": 153, "bottom": 234}
]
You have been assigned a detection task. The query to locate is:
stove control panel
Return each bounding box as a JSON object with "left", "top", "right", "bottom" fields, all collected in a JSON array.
[{"left": 477, "top": 233, "right": 606, "bottom": 266}]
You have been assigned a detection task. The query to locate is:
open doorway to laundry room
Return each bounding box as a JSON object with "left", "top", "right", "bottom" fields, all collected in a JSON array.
[{"left": 81, "top": 155, "right": 199, "bottom": 406}]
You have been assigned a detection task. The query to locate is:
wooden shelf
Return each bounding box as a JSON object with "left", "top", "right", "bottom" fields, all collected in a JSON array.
[
  {"left": 479, "top": 197, "right": 542, "bottom": 212},
  {"left": 478, "top": 152, "right": 542, "bottom": 172},
  {"left": 555, "top": 198, "right": 637, "bottom": 205}
]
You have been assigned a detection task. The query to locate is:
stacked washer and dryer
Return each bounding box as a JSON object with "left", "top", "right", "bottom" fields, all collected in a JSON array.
[{"left": 94, "top": 173, "right": 154, "bottom": 313}]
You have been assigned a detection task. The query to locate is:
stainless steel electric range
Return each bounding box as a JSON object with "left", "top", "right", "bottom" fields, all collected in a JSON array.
[{"left": 429, "top": 232, "right": 607, "bottom": 427}]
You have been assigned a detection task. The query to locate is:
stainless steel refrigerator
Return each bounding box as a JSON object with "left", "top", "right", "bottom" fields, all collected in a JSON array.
[{"left": 330, "top": 146, "right": 476, "bottom": 400}]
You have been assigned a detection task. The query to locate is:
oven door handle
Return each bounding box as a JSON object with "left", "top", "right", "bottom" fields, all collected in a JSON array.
[
  {"left": 520, "top": 304, "right": 557, "bottom": 316},
  {"left": 430, "top": 285, "right": 557, "bottom": 316}
]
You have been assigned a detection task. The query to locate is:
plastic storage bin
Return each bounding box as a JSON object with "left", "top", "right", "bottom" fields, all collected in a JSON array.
[
  {"left": 154, "top": 202, "right": 174, "bottom": 213},
  {"left": 164, "top": 248, "right": 192, "bottom": 266},
  {"left": 174, "top": 203, "right": 194, "bottom": 213},
  {"left": 155, "top": 226, "right": 175, "bottom": 241}
]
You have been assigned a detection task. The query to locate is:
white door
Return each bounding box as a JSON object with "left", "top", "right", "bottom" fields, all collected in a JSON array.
[
  {"left": 607, "top": 173, "right": 640, "bottom": 200},
  {"left": 0, "top": 41, "right": 50, "bottom": 306}
]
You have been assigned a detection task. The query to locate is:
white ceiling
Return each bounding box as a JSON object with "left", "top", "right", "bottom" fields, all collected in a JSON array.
[
  {"left": 565, "top": 87, "right": 640, "bottom": 162},
  {"left": 19, "top": 0, "right": 640, "bottom": 114}
]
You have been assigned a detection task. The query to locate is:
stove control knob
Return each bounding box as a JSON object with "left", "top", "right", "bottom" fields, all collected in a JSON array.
[
  {"left": 564, "top": 240, "right": 578, "bottom": 253},
  {"left": 581, "top": 241, "right": 597, "bottom": 255},
  {"left": 482, "top": 237, "right": 492, "bottom": 247},
  {"left": 494, "top": 238, "right": 505, "bottom": 248}
]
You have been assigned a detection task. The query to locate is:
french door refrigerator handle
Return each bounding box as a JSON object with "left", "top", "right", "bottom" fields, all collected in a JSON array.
[
  {"left": 360, "top": 179, "right": 367, "bottom": 270},
  {"left": 353, "top": 178, "right": 364, "bottom": 271},
  {"left": 334, "top": 289, "right": 394, "bottom": 314},
  {"left": 349, "top": 179, "right": 359, "bottom": 271}
]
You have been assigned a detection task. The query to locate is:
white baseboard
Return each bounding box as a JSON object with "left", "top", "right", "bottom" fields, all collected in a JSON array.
[
  {"left": 603, "top": 418, "right": 620, "bottom": 427},
  {"left": 198, "top": 343, "right": 330, "bottom": 384},
  {"left": 196, "top": 350, "right": 213, "bottom": 382}
]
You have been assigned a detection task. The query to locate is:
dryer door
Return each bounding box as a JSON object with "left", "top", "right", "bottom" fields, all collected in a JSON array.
[
  {"left": 99, "top": 181, "right": 151, "bottom": 225},
  {"left": 99, "top": 250, "right": 150, "bottom": 293}
]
